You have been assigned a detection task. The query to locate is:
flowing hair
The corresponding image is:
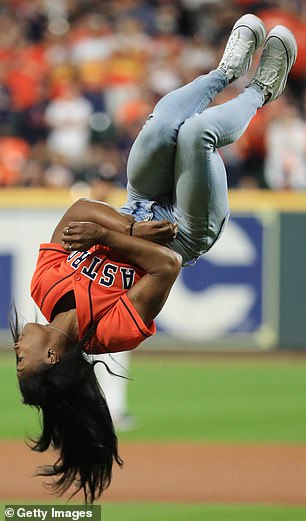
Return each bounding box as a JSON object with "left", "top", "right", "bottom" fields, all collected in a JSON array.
[{"left": 10, "top": 312, "right": 123, "bottom": 504}]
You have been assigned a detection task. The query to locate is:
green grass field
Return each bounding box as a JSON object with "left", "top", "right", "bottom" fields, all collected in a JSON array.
[
  {"left": 1, "top": 352, "right": 306, "bottom": 521},
  {"left": 1, "top": 353, "right": 305, "bottom": 442},
  {"left": 95, "top": 503, "right": 306, "bottom": 521}
]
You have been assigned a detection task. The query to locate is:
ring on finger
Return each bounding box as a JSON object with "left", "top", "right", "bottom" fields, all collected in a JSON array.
[{"left": 64, "top": 227, "right": 70, "bottom": 236}]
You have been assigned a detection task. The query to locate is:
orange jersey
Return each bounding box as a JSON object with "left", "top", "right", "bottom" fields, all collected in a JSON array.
[{"left": 31, "top": 243, "right": 156, "bottom": 353}]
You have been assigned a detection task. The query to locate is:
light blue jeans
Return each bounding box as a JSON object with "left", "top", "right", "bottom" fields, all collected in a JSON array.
[{"left": 120, "top": 70, "right": 264, "bottom": 264}]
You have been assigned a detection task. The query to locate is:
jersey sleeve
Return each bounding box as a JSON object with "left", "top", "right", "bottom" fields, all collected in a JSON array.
[
  {"left": 30, "top": 244, "right": 70, "bottom": 312},
  {"left": 95, "top": 293, "right": 156, "bottom": 352}
]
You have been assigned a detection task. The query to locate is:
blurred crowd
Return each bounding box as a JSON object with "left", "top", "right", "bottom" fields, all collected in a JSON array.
[{"left": 0, "top": 0, "right": 306, "bottom": 197}]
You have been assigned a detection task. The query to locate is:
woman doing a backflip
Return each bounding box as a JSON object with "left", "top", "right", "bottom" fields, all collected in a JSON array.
[{"left": 12, "top": 14, "right": 297, "bottom": 504}]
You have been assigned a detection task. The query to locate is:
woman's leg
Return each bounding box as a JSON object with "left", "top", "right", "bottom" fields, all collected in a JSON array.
[
  {"left": 172, "top": 85, "right": 264, "bottom": 255},
  {"left": 173, "top": 23, "right": 297, "bottom": 259},
  {"left": 126, "top": 14, "right": 266, "bottom": 203},
  {"left": 126, "top": 70, "right": 227, "bottom": 201}
]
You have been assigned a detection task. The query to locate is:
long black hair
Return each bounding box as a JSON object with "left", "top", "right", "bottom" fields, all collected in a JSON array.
[{"left": 10, "top": 314, "right": 123, "bottom": 504}]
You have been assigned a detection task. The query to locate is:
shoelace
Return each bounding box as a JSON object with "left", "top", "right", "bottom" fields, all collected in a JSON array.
[
  {"left": 256, "top": 49, "right": 285, "bottom": 88},
  {"left": 222, "top": 32, "right": 254, "bottom": 70}
]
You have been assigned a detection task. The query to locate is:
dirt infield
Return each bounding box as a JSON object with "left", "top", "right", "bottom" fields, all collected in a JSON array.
[{"left": 1, "top": 441, "right": 306, "bottom": 505}]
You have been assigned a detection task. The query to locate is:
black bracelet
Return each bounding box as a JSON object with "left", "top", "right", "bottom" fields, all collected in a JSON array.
[{"left": 130, "top": 222, "right": 135, "bottom": 236}]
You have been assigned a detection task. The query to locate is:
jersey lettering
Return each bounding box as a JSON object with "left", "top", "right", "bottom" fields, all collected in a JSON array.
[
  {"left": 81, "top": 256, "right": 102, "bottom": 280},
  {"left": 67, "top": 251, "right": 79, "bottom": 261},
  {"left": 120, "top": 267, "right": 135, "bottom": 289},
  {"left": 99, "top": 263, "right": 118, "bottom": 287},
  {"left": 71, "top": 251, "right": 90, "bottom": 269},
  {"left": 68, "top": 253, "right": 137, "bottom": 289}
]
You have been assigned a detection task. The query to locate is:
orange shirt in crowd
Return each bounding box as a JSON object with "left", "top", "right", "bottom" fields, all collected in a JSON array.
[{"left": 0, "top": 137, "right": 30, "bottom": 186}]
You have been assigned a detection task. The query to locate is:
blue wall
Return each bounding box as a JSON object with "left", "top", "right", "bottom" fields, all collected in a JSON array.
[{"left": 0, "top": 253, "right": 13, "bottom": 329}]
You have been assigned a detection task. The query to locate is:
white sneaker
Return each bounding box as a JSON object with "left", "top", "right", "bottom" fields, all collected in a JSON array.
[
  {"left": 250, "top": 25, "right": 297, "bottom": 103},
  {"left": 218, "top": 14, "right": 266, "bottom": 83}
]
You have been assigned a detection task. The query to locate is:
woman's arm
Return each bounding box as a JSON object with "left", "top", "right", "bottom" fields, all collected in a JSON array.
[
  {"left": 62, "top": 221, "right": 182, "bottom": 325},
  {"left": 51, "top": 198, "right": 178, "bottom": 245},
  {"left": 51, "top": 199, "right": 132, "bottom": 243}
]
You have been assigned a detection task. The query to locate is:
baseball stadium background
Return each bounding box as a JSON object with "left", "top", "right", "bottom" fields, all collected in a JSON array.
[{"left": 1, "top": 1, "right": 306, "bottom": 520}]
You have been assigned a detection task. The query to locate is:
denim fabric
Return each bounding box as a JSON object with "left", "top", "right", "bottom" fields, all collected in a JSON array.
[{"left": 120, "top": 71, "right": 264, "bottom": 264}]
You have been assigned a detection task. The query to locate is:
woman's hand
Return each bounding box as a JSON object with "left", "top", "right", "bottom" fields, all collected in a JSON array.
[
  {"left": 61, "top": 221, "right": 106, "bottom": 252},
  {"left": 132, "top": 220, "right": 178, "bottom": 244},
  {"left": 61, "top": 218, "right": 178, "bottom": 252}
]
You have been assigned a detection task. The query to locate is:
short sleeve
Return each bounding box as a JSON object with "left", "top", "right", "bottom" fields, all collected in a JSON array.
[
  {"left": 30, "top": 244, "right": 70, "bottom": 311},
  {"left": 95, "top": 293, "right": 156, "bottom": 353}
]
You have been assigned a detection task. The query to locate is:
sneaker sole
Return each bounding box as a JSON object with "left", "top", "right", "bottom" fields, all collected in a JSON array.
[{"left": 232, "top": 13, "right": 266, "bottom": 51}]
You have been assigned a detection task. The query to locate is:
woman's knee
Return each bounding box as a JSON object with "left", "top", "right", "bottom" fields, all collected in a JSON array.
[
  {"left": 177, "top": 114, "right": 216, "bottom": 150},
  {"left": 138, "top": 115, "right": 178, "bottom": 151}
]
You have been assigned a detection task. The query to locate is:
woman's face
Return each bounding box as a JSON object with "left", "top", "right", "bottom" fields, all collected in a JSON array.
[{"left": 14, "top": 323, "right": 56, "bottom": 377}]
